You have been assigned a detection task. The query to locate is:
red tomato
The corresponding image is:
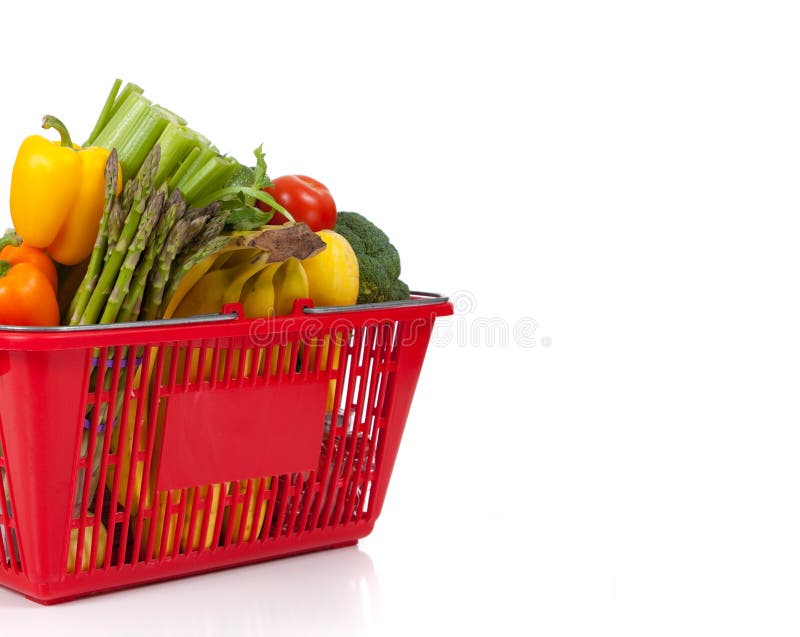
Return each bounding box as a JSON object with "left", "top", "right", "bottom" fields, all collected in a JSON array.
[{"left": 258, "top": 175, "right": 337, "bottom": 231}]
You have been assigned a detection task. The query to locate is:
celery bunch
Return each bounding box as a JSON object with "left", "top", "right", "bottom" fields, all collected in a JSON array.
[{"left": 84, "top": 79, "right": 289, "bottom": 230}]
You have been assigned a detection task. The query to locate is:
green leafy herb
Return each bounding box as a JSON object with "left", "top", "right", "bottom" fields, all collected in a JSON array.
[
  {"left": 250, "top": 144, "right": 272, "bottom": 194},
  {"left": 225, "top": 206, "right": 274, "bottom": 231}
]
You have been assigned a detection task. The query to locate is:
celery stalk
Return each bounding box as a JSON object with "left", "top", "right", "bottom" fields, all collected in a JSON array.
[
  {"left": 84, "top": 80, "right": 144, "bottom": 146},
  {"left": 84, "top": 79, "right": 122, "bottom": 146},
  {"left": 109, "top": 82, "right": 144, "bottom": 119},
  {"left": 170, "top": 145, "right": 216, "bottom": 192},
  {"left": 117, "top": 108, "right": 171, "bottom": 181},
  {"left": 152, "top": 123, "right": 201, "bottom": 187},
  {"left": 176, "top": 155, "right": 238, "bottom": 204},
  {"left": 86, "top": 80, "right": 267, "bottom": 211},
  {"left": 166, "top": 146, "right": 202, "bottom": 192},
  {"left": 152, "top": 103, "right": 187, "bottom": 127},
  {"left": 93, "top": 93, "right": 152, "bottom": 151}
]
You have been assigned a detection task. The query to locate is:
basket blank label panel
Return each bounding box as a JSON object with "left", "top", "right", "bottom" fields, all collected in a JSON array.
[{"left": 156, "top": 380, "right": 328, "bottom": 491}]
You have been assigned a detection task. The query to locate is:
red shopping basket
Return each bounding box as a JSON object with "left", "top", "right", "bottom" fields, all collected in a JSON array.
[{"left": 0, "top": 292, "right": 451, "bottom": 604}]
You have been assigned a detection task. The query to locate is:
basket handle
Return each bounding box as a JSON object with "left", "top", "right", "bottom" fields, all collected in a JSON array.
[
  {"left": 300, "top": 291, "right": 449, "bottom": 315},
  {"left": 0, "top": 311, "right": 242, "bottom": 333},
  {"left": 0, "top": 292, "right": 451, "bottom": 333}
]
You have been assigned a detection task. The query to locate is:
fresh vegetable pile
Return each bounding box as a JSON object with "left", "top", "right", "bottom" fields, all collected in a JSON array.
[
  {"left": 2, "top": 78, "right": 410, "bottom": 327},
  {"left": 1, "top": 79, "right": 415, "bottom": 572}
]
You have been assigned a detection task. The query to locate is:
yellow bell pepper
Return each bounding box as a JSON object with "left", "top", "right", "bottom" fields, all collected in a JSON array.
[{"left": 9, "top": 115, "right": 120, "bottom": 265}]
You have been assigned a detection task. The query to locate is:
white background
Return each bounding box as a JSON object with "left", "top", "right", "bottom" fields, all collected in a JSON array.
[{"left": 1, "top": 0, "right": 800, "bottom": 635}]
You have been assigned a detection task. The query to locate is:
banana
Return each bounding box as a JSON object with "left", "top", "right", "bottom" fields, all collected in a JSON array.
[
  {"left": 146, "top": 258, "right": 313, "bottom": 552},
  {"left": 210, "top": 250, "right": 236, "bottom": 270},
  {"left": 236, "top": 258, "right": 308, "bottom": 377},
  {"left": 133, "top": 257, "right": 265, "bottom": 553},
  {"left": 218, "top": 247, "right": 262, "bottom": 270},
  {"left": 223, "top": 478, "right": 269, "bottom": 543},
  {"left": 108, "top": 229, "right": 324, "bottom": 558},
  {"left": 147, "top": 483, "right": 223, "bottom": 557},
  {"left": 216, "top": 261, "right": 304, "bottom": 546},
  {"left": 67, "top": 517, "right": 107, "bottom": 573},
  {"left": 306, "top": 334, "right": 345, "bottom": 412},
  {"left": 272, "top": 257, "right": 309, "bottom": 316},
  {"left": 240, "top": 263, "right": 281, "bottom": 319},
  {"left": 159, "top": 223, "right": 325, "bottom": 321},
  {"left": 172, "top": 254, "right": 273, "bottom": 319},
  {"left": 161, "top": 247, "right": 264, "bottom": 320},
  {"left": 160, "top": 252, "right": 219, "bottom": 320},
  {"left": 238, "top": 258, "right": 310, "bottom": 319}
]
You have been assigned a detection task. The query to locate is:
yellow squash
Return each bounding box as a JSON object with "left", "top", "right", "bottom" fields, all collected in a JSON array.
[
  {"left": 301, "top": 229, "right": 359, "bottom": 308},
  {"left": 300, "top": 232, "right": 355, "bottom": 411}
]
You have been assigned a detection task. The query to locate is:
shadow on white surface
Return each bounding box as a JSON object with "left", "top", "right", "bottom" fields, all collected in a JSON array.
[{"left": 0, "top": 545, "right": 379, "bottom": 637}]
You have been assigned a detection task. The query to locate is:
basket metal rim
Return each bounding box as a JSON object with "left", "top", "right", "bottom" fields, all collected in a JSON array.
[{"left": 0, "top": 291, "right": 450, "bottom": 332}]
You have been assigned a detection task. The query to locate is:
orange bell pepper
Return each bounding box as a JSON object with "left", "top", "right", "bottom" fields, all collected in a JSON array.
[
  {"left": 0, "top": 254, "right": 60, "bottom": 326},
  {"left": 0, "top": 244, "right": 58, "bottom": 292}
]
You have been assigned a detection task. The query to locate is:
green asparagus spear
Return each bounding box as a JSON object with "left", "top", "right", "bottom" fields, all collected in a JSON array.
[
  {"left": 79, "top": 146, "right": 160, "bottom": 325},
  {"left": 120, "top": 176, "right": 137, "bottom": 212},
  {"left": 141, "top": 213, "right": 206, "bottom": 321},
  {"left": 118, "top": 189, "right": 185, "bottom": 322},
  {"left": 104, "top": 198, "right": 126, "bottom": 262},
  {"left": 160, "top": 235, "right": 231, "bottom": 316},
  {"left": 100, "top": 185, "right": 166, "bottom": 324},
  {"left": 161, "top": 210, "right": 228, "bottom": 298},
  {"left": 181, "top": 205, "right": 226, "bottom": 252},
  {"left": 104, "top": 178, "right": 136, "bottom": 262},
  {"left": 183, "top": 202, "right": 220, "bottom": 223}
]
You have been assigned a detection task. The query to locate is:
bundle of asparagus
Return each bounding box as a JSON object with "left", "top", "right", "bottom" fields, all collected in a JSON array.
[{"left": 66, "top": 147, "right": 227, "bottom": 326}]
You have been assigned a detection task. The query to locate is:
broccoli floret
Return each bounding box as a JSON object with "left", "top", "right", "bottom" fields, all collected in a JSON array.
[
  {"left": 335, "top": 211, "right": 408, "bottom": 303},
  {"left": 388, "top": 278, "right": 410, "bottom": 302}
]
